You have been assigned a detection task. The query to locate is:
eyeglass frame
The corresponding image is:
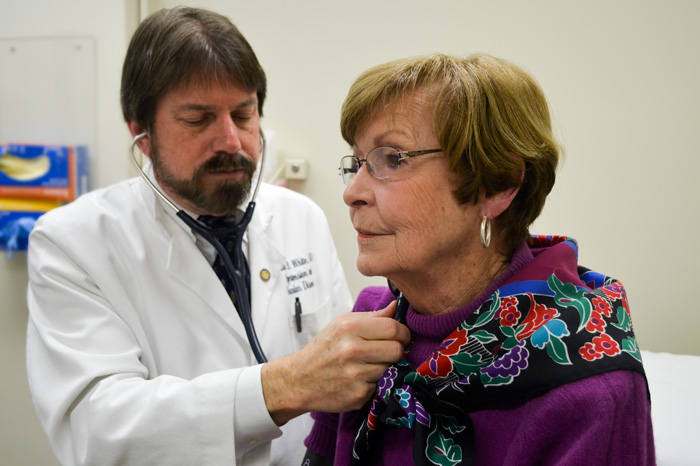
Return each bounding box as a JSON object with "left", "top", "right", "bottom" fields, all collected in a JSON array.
[{"left": 338, "top": 146, "right": 442, "bottom": 185}]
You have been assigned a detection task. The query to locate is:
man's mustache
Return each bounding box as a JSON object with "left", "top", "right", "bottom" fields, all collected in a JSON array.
[{"left": 194, "top": 153, "right": 256, "bottom": 179}]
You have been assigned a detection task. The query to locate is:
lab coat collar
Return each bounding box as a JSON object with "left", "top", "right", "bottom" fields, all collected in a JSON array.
[
  {"left": 135, "top": 164, "right": 247, "bottom": 338},
  {"left": 135, "top": 160, "right": 274, "bottom": 247},
  {"left": 137, "top": 162, "right": 242, "bottom": 238}
]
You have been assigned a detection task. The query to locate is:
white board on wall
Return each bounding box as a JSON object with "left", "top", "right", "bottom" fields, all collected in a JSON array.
[{"left": 0, "top": 37, "right": 96, "bottom": 175}]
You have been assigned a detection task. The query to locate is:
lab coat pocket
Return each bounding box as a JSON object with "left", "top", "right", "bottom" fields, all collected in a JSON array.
[{"left": 287, "top": 297, "right": 330, "bottom": 351}]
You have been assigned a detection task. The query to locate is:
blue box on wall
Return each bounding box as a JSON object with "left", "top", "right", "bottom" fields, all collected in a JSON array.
[
  {"left": 0, "top": 198, "right": 64, "bottom": 257},
  {"left": 0, "top": 143, "right": 89, "bottom": 201}
]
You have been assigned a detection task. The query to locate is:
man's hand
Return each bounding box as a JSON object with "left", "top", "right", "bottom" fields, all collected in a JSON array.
[{"left": 261, "top": 301, "right": 411, "bottom": 426}]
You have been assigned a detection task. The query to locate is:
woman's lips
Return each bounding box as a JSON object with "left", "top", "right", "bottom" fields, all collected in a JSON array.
[{"left": 355, "top": 228, "right": 386, "bottom": 239}]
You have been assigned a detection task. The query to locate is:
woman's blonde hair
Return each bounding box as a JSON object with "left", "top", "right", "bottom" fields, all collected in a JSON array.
[{"left": 341, "top": 53, "right": 560, "bottom": 253}]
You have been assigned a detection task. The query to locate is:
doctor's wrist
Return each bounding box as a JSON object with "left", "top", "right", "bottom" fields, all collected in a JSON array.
[{"left": 260, "top": 355, "right": 308, "bottom": 426}]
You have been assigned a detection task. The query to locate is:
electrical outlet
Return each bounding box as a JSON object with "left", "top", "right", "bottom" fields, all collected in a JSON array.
[{"left": 284, "top": 158, "right": 308, "bottom": 180}]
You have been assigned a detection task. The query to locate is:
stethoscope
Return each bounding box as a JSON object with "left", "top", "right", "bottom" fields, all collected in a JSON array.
[
  {"left": 388, "top": 280, "right": 409, "bottom": 325},
  {"left": 131, "top": 132, "right": 270, "bottom": 364}
]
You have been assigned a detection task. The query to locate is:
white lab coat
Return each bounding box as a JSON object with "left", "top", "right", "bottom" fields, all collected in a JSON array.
[{"left": 26, "top": 172, "right": 353, "bottom": 466}]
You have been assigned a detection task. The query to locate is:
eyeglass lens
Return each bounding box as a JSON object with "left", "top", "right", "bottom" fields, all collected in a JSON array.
[{"left": 339, "top": 147, "right": 401, "bottom": 184}]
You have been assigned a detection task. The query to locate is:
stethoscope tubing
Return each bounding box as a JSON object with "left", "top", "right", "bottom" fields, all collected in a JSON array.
[
  {"left": 130, "top": 132, "right": 269, "bottom": 363},
  {"left": 175, "top": 206, "right": 267, "bottom": 363}
]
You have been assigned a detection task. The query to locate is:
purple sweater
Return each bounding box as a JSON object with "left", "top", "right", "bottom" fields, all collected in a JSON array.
[{"left": 305, "top": 243, "right": 656, "bottom": 465}]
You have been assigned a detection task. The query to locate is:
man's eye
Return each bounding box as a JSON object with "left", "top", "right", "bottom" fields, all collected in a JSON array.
[
  {"left": 181, "top": 117, "right": 208, "bottom": 126},
  {"left": 232, "top": 113, "right": 254, "bottom": 122}
]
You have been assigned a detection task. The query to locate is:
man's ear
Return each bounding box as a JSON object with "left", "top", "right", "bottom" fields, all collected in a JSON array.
[
  {"left": 127, "top": 121, "right": 151, "bottom": 157},
  {"left": 481, "top": 163, "right": 525, "bottom": 219}
]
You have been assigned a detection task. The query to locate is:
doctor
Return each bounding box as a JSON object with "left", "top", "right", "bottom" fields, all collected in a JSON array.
[{"left": 26, "top": 6, "right": 410, "bottom": 466}]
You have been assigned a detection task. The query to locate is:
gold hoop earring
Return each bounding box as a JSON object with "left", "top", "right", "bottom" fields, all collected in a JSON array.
[{"left": 480, "top": 216, "right": 491, "bottom": 249}]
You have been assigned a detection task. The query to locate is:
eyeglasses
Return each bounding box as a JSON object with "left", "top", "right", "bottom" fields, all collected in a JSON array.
[{"left": 339, "top": 146, "right": 442, "bottom": 185}]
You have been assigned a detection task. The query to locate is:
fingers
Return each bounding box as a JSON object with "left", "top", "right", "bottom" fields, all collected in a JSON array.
[
  {"left": 261, "top": 302, "right": 413, "bottom": 423},
  {"left": 371, "top": 300, "right": 397, "bottom": 317},
  {"left": 372, "top": 300, "right": 412, "bottom": 346},
  {"left": 346, "top": 304, "right": 412, "bottom": 347},
  {"left": 335, "top": 336, "right": 406, "bottom": 366}
]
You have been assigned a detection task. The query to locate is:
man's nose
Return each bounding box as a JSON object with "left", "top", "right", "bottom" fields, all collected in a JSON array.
[{"left": 214, "top": 116, "right": 242, "bottom": 154}]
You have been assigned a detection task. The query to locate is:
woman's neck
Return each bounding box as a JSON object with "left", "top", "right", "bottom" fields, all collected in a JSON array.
[{"left": 393, "top": 247, "right": 511, "bottom": 316}]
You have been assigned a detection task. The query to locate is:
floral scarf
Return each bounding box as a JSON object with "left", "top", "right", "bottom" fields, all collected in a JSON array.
[{"left": 351, "top": 236, "right": 646, "bottom": 466}]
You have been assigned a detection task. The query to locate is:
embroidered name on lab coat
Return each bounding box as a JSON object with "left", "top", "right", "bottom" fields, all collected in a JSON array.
[{"left": 282, "top": 253, "right": 315, "bottom": 295}]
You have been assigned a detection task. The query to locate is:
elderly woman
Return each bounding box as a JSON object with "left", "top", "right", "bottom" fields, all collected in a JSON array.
[{"left": 303, "top": 54, "right": 654, "bottom": 465}]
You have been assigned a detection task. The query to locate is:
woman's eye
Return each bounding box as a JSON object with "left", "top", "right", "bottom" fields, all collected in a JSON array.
[{"left": 385, "top": 154, "right": 401, "bottom": 169}]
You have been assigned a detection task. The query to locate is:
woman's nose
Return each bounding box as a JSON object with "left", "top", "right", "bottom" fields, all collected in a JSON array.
[{"left": 342, "top": 163, "right": 373, "bottom": 207}]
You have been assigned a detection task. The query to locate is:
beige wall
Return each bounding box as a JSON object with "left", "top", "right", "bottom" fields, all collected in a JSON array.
[
  {"left": 0, "top": 0, "right": 138, "bottom": 464},
  {"left": 154, "top": 0, "right": 700, "bottom": 357},
  {"left": 1, "top": 0, "right": 698, "bottom": 464}
]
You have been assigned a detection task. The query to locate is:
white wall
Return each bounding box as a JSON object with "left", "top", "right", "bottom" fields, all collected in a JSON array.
[
  {"left": 1, "top": 0, "right": 698, "bottom": 464},
  {"left": 0, "top": 1, "right": 138, "bottom": 464}
]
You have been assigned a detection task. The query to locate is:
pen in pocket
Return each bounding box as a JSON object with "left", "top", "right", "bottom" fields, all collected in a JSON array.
[{"left": 295, "top": 297, "right": 302, "bottom": 333}]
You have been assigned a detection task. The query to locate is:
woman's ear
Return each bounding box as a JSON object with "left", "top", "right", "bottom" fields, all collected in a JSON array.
[
  {"left": 481, "top": 162, "right": 525, "bottom": 219},
  {"left": 127, "top": 121, "right": 151, "bottom": 157}
]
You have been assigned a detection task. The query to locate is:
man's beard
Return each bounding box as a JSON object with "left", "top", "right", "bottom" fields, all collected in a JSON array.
[{"left": 149, "top": 134, "right": 257, "bottom": 216}]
